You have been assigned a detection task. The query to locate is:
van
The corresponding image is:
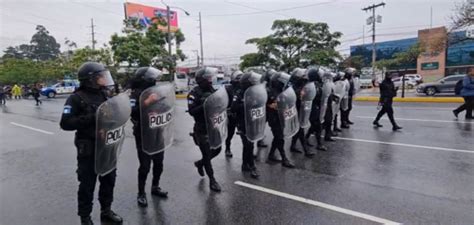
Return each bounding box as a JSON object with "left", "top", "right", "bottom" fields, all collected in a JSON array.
[{"left": 174, "top": 73, "right": 188, "bottom": 93}]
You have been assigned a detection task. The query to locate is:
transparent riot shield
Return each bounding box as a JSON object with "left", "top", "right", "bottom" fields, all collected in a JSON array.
[
  {"left": 277, "top": 86, "right": 300, "bottom": 138},
  {"left": 319, "top": 81, "right": 333, "bottom": 123},
  {"left": 332, "top": 80, "right": 347, "bottom": 119},
  {"left": 95, "top": 93, "right": 131, "bottom": 176},
  {"left": 139, "top": 83, "right": 175, "bottom": 155},
  {"left": 299, "top": 82, "right": 316, "bottom": 128},
  {"left": 203, "top": 87, "right": 229, "bottom": 149},
  {"left": 244, "top": 83, "right": 267, "bottom": 142}
]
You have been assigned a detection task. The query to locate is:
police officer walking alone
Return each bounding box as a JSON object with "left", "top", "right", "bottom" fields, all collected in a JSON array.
[
  {"left": 373, "top": 73, "right": 403, "bottom": 131},
  {"left": 60, "top": 62, "right": 123, "bottom": 225}
]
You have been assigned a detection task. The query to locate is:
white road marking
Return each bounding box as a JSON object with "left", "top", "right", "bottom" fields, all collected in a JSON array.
[
  {"left": 334, "top": 137, "right": 473, "bottom": 154},
  {"left": 356, "top": 116, "right": 474, "bottom": 124},
  {"left": 234, "top": 181, "right": 402, "bottom": 225},
  {"left": 10, "top": 122, "right": 54, "bottom": 135},
  {"left": 354, "top": 105, "right": 453, "bottom": 110}
]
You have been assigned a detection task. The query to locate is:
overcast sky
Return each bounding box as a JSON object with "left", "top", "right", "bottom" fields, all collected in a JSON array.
[{"left": 0, "top": 0, "right": 459, "bottom": 66}]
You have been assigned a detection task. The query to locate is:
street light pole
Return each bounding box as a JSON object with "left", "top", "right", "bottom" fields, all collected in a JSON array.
[{"left": 166, "top": 5, "right": 173, "bottom": 81}]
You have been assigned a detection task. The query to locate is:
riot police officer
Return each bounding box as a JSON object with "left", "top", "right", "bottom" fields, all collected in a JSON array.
[
  {"left": 323, "top": 72, "right": 338, "bottom": 142},
  {"left": 231, "top": 72, "right": 265, "bottom": 178},
  {"left": 305, "top": 67, "right": 327, "bottom": 151},
  {"left": 224, "top": 70, "right": 243, "bottom": 158},
  {"left": 289, "top": 68, "right": 315, "bottom": 158},
  {"left": 129, "top": 67, "right": 169, "bottom": 208},
  {"left": 373, "top": 73, "right": 403, "bottom": 131},
  {"left": 60, "top": 62, "right": 123, "bottom": 225},
  {"left": 332, "top": 72, "right": 347, "bottom": 134},
  {"left": 188, "top": 67, "right": 224, "bottom": 192},
  {"left": 266, "top": 72, "right": 295, "bottom": 168},
  {"left": 341, "top": 68, "right": 357, "bottom": 127}
]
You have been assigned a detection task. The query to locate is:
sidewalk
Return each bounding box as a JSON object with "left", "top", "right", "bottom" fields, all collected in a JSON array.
[{"left": 355, "top": 88, "right": 464, "bottom": 103}]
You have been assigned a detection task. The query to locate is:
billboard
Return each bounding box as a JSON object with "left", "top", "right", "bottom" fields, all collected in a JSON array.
[{"left": 124, "top": 2, "right": 178, "bottom": 32}]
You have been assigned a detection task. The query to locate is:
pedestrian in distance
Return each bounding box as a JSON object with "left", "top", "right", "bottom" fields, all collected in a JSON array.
[
  {"left": 32, "top": 83, "right": 42, "bottom": 106},
  {"left": 373, "top": 73, "right": 403, "bottom": 131},
  {"left": 453, "top": 68, "right": 474, "bottom": 119},
  {"left": 0, "top": 85, "right": 6, "bottom": 105},
  {"left": 11, "top": 84, "right": 22, "bottom": 99}
]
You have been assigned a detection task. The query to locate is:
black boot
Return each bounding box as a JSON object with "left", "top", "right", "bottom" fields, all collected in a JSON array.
[
  {"left": 81, "top": 216, "right": 94, "bottom": 225},
  {"left": 281, "top": 158, "right": 295, "bottom": 168},
  {"left": 324, "top": 135, "right": 335, "bottom": 142},
  {"left": 452, "top": 110, "right": 459, "bottom": 118},
  {"left": 194, "top": 161, "right": 205, "bottom": 177},
  {"left": 225, "top": 147, "right": 233, "bottom": 158},
  {"left": 373, "top": 121, "right": 383, "bottom": 128},
  {"left": 209, "top": 179, "right": 221, "bottom": 192},
  {"left": 303, "top": 145, "right": 315, "bottom": 158},
  {"left": 341, "top": 122, "right": 350, "bottom": 129},
  {"left": 137, "top": 193, "right": 148, "bottom": 207},
  {"left": 392, "top": 125, "right": 402, "bottom": 131},
  {"left": 100, "top": 209, "right": 123, "bottom": 224},
  {"left": 347, "top": 120, "right": 354, "bottom": 125},
  {"left": 241, "top": 164, "right": 252, "bottom": 172},
  {"left": 250, "top": 168, "right": 260, "bottom": 179},
  {"left": 151, "top": 186, "right": 168, "bottom": 198}
]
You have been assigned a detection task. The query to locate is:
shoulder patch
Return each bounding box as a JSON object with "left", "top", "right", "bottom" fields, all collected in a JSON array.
[{"left": 63, "top": 105, "right": 72, "bottom": 114}]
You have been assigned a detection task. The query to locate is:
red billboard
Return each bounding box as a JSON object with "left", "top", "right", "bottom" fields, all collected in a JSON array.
[{"left": 124, "top": 2, "right": 179, "bottom": 32}]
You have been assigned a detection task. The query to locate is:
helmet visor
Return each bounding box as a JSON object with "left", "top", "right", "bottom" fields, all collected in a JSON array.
[
  {"left": 96, "top": 70, "right": 115, "bottom": 87},
  {"left": 144, "top": 67, "right": 162, "bottom": 82}
]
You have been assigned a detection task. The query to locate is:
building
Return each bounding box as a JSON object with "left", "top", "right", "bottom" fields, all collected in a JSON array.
[{"left": 350, "top": 26, "right": 474, "bottom": 81}]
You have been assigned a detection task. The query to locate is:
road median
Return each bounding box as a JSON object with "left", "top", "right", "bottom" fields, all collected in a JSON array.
[{"left": 354, "top": 96, "right": 464, "bottom": 103}]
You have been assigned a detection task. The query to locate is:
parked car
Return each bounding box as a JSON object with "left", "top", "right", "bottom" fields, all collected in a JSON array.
[
  {"left": 416, "top": 74, "right": 465, "bottom": 96},
  {"left": 392, "top": 77, "right": 417, "bottom": 89},
  {"left": 405, "top": 74, "right": 423, "bottom": 84},
  {"left": 41, "top": 79, "right": 80, "bottom": 98},
  {"left": 359, "top": 74, "right": 373, "bottom": 88}
]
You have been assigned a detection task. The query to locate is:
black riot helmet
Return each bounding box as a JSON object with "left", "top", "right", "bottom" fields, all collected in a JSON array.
[
  {"left": 344, "top": 67, "right": 356, "bottom": 80},
  {"left": 240, "top": 72, "right": 262, "bottom": 91},
  {"left": 270, "top": 72, "right": 291, "bottom": 93},
  {"left": 333, "top": 72, "right": 343, "bottom": 82},
  {"left": 231, "top": 70, "right": 244, "bottom": 87},
  {"left": 195, "top": 67, "right": 218, "bottom": 90},
  {"left": 132, "top": 67, "right": 162, "bottom": 89},
  {"left": 306, "top": 67, "right": 322, "bottom": 83},
  {"left": 77, "top": 62, "right": 114, "bottom": 89},
  {"left": 290, "top": 68, "right": 308, "bottom": 87},
  {"left": 262, "top": 69, "right": 278, "bottom": 84}
]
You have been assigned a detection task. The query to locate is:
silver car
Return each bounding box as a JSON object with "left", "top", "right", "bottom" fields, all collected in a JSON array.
[{"left": 416, "top": 74, "right": 465, "bottom": 96}]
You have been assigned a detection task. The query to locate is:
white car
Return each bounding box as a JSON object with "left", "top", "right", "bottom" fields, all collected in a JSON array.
[
  {"left": 392, "top": 77, "right": 417, "bottom": 89},
  {"left": 405, "top": 74, "right": 423, "bottom": 84}
]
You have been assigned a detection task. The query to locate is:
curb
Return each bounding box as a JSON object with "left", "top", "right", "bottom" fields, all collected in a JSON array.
[
  {"left": 176, "top": 94, "right": 187, "bottom": 99},
  {"left": 354, "top": 96, "right": 464, "bottom": 103}
]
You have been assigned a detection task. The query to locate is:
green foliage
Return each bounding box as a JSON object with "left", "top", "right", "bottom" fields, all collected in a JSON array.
[
  {"left": 0, "top": 58, "right": 63, "bottom": 84},
  {"left": 341, "top": 55, "right": 366, "bottom": 70},
  {"left": 241, "top": 19, "right": 342, "bottom": 71},
  {"left": 375, "top": 43, "right": 424, "bottom": 70}
]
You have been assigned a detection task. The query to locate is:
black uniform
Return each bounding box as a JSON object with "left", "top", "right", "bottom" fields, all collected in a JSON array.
[
  {"left": 60, "top": 86, "right": 114, "bottom": 218},
  {"left": 374, "top": 77, "right": 401, "bottom": 130},
  {"left": 130, "top": 88, "right": 165, "bottom": 195},
  {"left": 323, "top": 93, "right": 336, "bottom": 140},
  {"left": 225, "top": 84, "right": 238, "bottom": 154},
  {"left": 306, "top": 82, "right": 326, "bottom": 150},
  {"left": 289, "top": 81, "right": 314, "bottom": 157},
  {"left": 231, "top": 88, "right": 258, "bottom": 172},
  {"left": 188, "top": 85, "right": 222, "bottom": 191},
  {"left": 341, "top": 77, "right": 354, "bottom": 126}
]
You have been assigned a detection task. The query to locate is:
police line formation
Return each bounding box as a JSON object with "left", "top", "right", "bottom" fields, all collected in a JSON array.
[{"left": 59, "top": 62, "right": 364, "bottom": 225}]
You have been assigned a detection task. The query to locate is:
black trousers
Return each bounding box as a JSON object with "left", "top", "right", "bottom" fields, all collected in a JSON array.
[
  {"left": 75, "top": 141, "right": 116, "bottom": 217},
  {"left": 240, "top": 134, "right": 255, "bottom": 168},
  {"left": 268, "top": 122, "right": 288, "bottom": 160},
  {"left": 291, "top": 128, "right": 306, "bottom": 149},
  {"left": 307, "top": 119, "right": 323, "bottom": 145},
  {"left": 134, "top": 134, "right": 164, "bottom": 194},
  {"left": 341, "top": 96, "right": 353, "bottom": 123},
  {"left": 34, "top": 94, "right": 41, "bottom": 105},
  {"left": 225, "top": 116, "right": 237, "bottom": 149},
  {"left": 323, "top": 106, "right": 333, "bottom": 139},
  {"left": 454, "top": 96, "right": 474, "bottom": 118},
  {"left": 194, "top": 127, "right": 221, "bottom": 179},
  {"left": 374, "top": 98, "right": 397, "bottom": 126}
]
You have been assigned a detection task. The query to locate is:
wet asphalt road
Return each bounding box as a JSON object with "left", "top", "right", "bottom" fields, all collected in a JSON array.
[{"left": 0, "top": 96, "right": 473, "bottom": 225}]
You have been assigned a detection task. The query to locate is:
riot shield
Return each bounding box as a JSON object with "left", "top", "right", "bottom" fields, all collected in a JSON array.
[
  {"left": 244, "top": 83, "right": 267, "bottom": 142},
  {"left": 277, "top": 86, "right": 300, "bottom": 138},
  {"left": 95, "top": 93, "right": 131, "bottom": 176},
  {"left": 204, "top": 87, "right": 229, "bottom": 149},
  {"left": 332, "top": 80, "right": 347, "bottom": 118},
  {"left": 319, "top": 81, "right": 333, "bottom": 123},
  {"left": 341, "top": 79, "right": 351, "bottom": 111},
  {"left": 299, "top": 82, "right": 316, "bottom": 128},
  {"left": 353, "top": 77, "right": 361, "bottom": 95},
  {"left": 139, "top": 83, "right": 175, "bottom": 155}
]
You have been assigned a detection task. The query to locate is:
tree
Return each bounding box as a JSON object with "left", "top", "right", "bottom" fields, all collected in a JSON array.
[
  {"left": 30, "top": 25, "right": 61, "bottom": 61},
  {"left": 110, "top": 18, "right": 186, "bottom": 77},
  {"left": 341, "top": 55, "right": 366, "bottom": 70},
  {"left": 375, "top": 43, "right": 423, "bottom": 70},
  {"left": 450, "top": 1, "right": 473, "bottom": 31},
  {"left": 241, "top": 19, "right": 342, "bottom": 71}
]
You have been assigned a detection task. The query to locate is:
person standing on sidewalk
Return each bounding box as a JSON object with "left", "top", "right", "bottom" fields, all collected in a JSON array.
[
  {"left": 453, "top": 69, "right": 474, "bottom": 119},
  {"left": 373, "top": 73, "right": 402, "bottom": 131}
]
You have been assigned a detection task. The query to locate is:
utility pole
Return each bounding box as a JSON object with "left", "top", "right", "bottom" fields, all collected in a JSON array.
[
  {"left": 362, "top": 2, "right": 385, "bottom": 82},
  {"left": 90, "top": 18, "right": 96, "bottom": 50},
  {"left": 199, "top": 12, "right": 204, "bottom": 67},
  {"left": 166, "top": 5, "right": 174, "bottom": 81}
]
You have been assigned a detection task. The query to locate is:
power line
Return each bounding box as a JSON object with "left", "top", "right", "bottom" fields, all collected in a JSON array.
[
  {"left": 205, "top": 1, "right": 334, "bottom": 17},
  {"left": 223, "top": 0, "right": 290, "bottom": 18}
]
